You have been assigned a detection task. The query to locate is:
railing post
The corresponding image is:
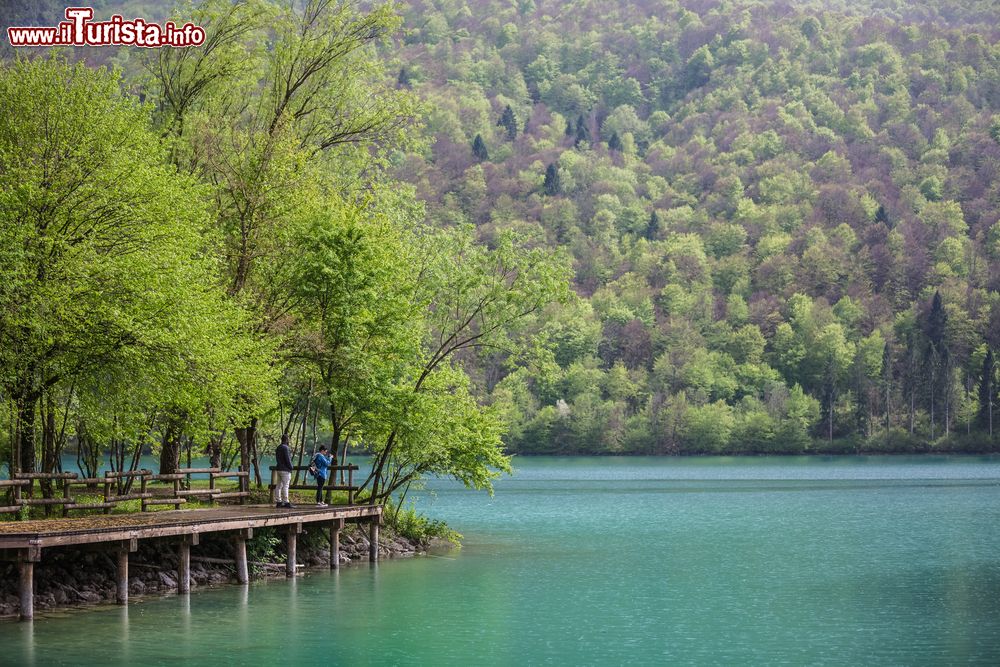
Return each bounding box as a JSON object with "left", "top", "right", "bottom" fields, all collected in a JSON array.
[
  {"left": 103, "top": 477, "right": 112, "bottom": 514},
  {"left": 269, "top": 467, "right": 276, "bottom": 504},
  {"left": 140, "top": 473, "right": 149, "bottom": 512},
  {"left": 348, "top": 467, "right": 354, "bottom": 505},
  {"left": 62, "top": 478, "right": 71, "bottom": 518}
]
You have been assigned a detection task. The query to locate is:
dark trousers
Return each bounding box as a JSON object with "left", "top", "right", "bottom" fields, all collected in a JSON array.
[{"left": 316, "top": 476, "right": 326, "bottom": 503}]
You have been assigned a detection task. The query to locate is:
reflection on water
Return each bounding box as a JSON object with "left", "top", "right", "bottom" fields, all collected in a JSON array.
[{"left": 2, "top": 456, "right": 1000, "bottom": 666}]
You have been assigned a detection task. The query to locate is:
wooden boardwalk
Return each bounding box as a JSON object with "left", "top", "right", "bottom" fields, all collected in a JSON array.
[{"left": 0, "top": 503, "right": 382, "bottom": 621}]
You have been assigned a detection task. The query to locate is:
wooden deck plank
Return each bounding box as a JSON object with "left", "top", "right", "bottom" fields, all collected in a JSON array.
[{"left": 0, "top": 504, "right": 381, "bottom": 550}]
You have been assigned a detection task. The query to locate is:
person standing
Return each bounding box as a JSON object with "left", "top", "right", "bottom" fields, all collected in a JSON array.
[
  {"left": 275, "top": 433, "right": 294, "bottom": 508},
  {"left": 312, "top": 445, "right": 333, "bottom": 507}
]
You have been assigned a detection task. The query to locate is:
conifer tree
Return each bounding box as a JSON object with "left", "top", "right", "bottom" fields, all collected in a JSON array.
[
  {"left": 498, "top": 105, "right": 518, "bottom": 140},
  {"left": 472, "top": 133, "right": 489, "bottom": 160},
  {"left": 608, "top": 131, "right": 622, "bottom": 152},
  {"left": 645, "top": 210, "right": 660, "bottom": 239},
  {"left": 543, "top": 162, "right": 560, "bottom": 196},
  {"left": 874, "top": 204, "right": 889, "bottom": 227},
  {"left": 574, "top": 114, "right": 590, "bottom": 146}
]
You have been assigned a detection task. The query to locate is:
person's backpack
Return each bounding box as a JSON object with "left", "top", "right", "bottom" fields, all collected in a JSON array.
[{"left": 307, "top": 453, "right": 318, "bottom": 479}]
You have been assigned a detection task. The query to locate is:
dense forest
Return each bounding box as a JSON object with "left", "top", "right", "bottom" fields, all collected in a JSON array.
[
  {"left": 2, "top": 0, "right": 1000, "bottom": 486},
  {"left": 386, "top": 0, "right": 1000, "bottom": 454}
]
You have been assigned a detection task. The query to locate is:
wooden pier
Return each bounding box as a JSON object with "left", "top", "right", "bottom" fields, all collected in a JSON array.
[{"left": 0, "top": 503, "right": 382, "bottom": 621}]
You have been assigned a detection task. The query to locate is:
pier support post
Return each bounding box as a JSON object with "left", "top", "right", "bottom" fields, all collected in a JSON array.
[
  {"left": 178, "top": 533, "right": 198, "bottom": 593},
  {"left": 18, "top": 543, "right": 41, "bottom": 621},
  {"left": 234, "top": 528, "right": 252, "bottom": 585},
  {"left": 18, "top": 560, "right": 33, "bottom": 621},
  {"left": 178, "top": 541, "right": 190, "bottom": 593},
  {"left": 286, "top": 523, "right": 301, "bottom": 578},
  {"left": 116, "top": 537, "right": 138, "bottom": 606},
  {"left": 369, "top": 519, "right": 379, "bottom": 563},
  {"left": 329, "top": 519, "right": 344, "bottom": 570},
  {"left": 116, "top": 548, "right": 128, "bottom": 604}
]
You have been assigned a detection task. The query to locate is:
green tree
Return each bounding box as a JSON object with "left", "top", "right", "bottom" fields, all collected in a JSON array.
[
  {"left": 608, "top": 131, "right": 622, "bottom": 152},
  {"left": 574, "top": 114, "right": 590, "bottom": 146},
  {"left": 0, "top": 56, "right": 271, "bottom": 476},
  {"left": 645, "top": 211, "right": 660, "bottom": 240},
  {"left": 979, "top": 348, "right": 995, "bottom": 435},
  {"left": 146, "top": 0, "right": 418, "bottom": 479},
  {"left": 543, "top": 162, "right": 561, "bottom": 196},
  {"left": 498, "top": 105, "right": 518, "bottom": 140},
  {"left": 360, "top": 228, "right": 568, "bottom": 502},
  {"left": 472, "top": 133, "right": 490, "bottom": 160}
]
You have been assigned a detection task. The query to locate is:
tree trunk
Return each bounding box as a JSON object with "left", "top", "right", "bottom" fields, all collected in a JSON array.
[
  {"left": 234, "top": 422, "right": 252, "bottom": 481},
  {"left": 909, "top": 388, "right": 915, "bottom": 435},
  {"left": 16, "top": 387, "right": 38, "bottom": 475},
  {"left": 828, "top": 387, "right": 834, "bottom": 442},
  {"left": 159, "top": 421, "right": 181, "bottom": 475},
  {"left": 885, "top": 383, "right": 891, "bottom": 441},
  {"left": 242, "top": 417, "right": 261, "bottom": 487},
  {"left": 40, "top": 393, "right": 58, "bottom": 498},
  {"left": 340, "top": 436, "right": 349, "bottom": 485},
  {"left": 208, "top": 431, "right": 224, "bottom": 469}
]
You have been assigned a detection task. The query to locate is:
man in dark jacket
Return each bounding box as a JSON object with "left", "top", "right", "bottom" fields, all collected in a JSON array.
[{"left": 275, "top": 433, "right": 294, "bottom": 508}]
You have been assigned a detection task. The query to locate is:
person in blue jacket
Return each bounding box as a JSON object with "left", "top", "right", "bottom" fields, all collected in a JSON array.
[{"left": 311, "top": 445, "right": 333, "bottom": 507}]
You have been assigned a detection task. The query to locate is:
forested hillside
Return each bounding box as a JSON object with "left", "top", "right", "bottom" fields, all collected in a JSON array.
[{"left": 389, "top": 0, "right": 1000, "bottom": 453}]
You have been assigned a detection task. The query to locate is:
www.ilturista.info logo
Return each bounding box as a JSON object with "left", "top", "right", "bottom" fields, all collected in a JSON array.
[{"left": 6, "top": 7, "right": 206, "bottom": 48}]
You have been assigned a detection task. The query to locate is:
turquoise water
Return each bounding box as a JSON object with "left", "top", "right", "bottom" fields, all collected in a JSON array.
[{"left": 3, "top": 455, "right": 1000, "bottom": 665}]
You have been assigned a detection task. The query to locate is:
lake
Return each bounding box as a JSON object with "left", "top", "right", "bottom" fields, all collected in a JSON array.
[{"left": 2, "top": 455, "right": 1000, "bottom": 665}]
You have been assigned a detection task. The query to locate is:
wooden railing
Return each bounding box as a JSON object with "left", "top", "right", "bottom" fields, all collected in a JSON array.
[
  {"left": 0, "top": 478, "right": 30, "bottom": 514},
  {"left": 268, "top": 465, "right": 360, "bottom": 505},
  {"left": 143, "top": 467, "right": 250, "bottom": 511},
  {"left": 0, "top": 467, "right": 250, "bottom": 517}
]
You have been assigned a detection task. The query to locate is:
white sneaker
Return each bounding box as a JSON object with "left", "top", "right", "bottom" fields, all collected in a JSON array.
[{"left": 316, "top": 502, "right": 327, "bottom": 507}]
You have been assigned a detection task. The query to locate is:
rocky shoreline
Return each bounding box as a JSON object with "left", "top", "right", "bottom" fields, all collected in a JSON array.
[{"left": 0, "top": 524, "right": 428, "bottom": 620}]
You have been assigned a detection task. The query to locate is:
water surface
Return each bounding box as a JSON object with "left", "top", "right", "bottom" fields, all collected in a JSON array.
[{"left": 2, "top": 455, "right": 1000, "bottom": 665}]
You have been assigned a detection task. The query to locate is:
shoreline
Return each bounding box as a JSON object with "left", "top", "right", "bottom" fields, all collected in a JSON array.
[
  {"left": 507, "top": 444, "right": 1000, "bottom": 456},
  {"left": 0, "top": 524, "right": 430, "bottom": 621}
]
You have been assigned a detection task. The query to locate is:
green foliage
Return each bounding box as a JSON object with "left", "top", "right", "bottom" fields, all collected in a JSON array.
[
  {"left": 543, "top": 162, "right": 561, "bottom": 196},
  {"left": 247, "top": 528, "right": 284, "bottom": 575},
  {"left": 498, "top": 105, "right": 518, "bottom": 141},
  {"left": 388, "top": 501, "right": 462, "bottom": 544},
  {"left": 472, "top": 133, "right": 490, "bottom": 160}
]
